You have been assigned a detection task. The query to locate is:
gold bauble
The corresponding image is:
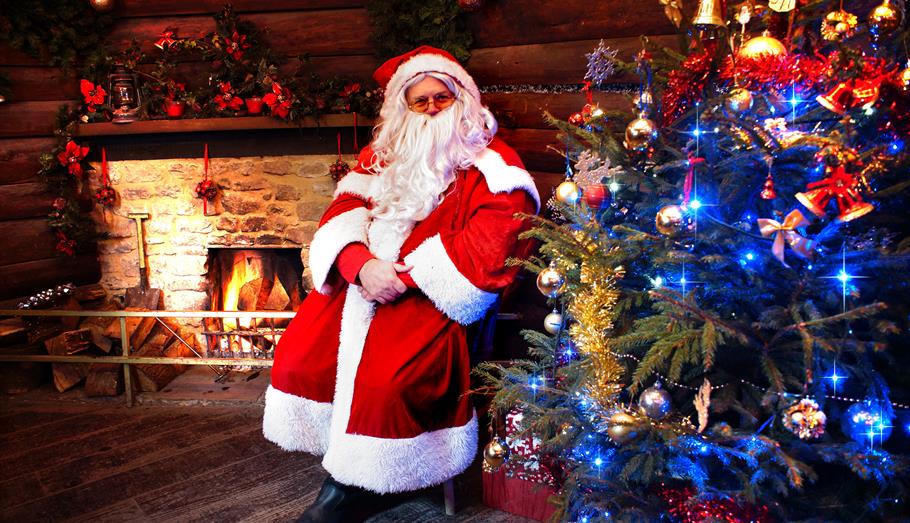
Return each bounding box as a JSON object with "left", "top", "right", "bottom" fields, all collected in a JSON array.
[
  {"left": 482, "top": 437, "right": 510, "bottom": 472},
  {"left": 89, "top": 0, "right": 116, "bottom": 12},
  {"left": 606, "top": 411, "right": 638, "bottom": 444},
  {"left": 738, "top": 31, "right": 788, "bottom": 60},
  {"left": 623, "top": 115, "right": 659, "bottom": 152},
  {"left": 870, "top": 0, "right": 903, "bottom": 37},
  {"left": 655, "top": 204, "right": 685, "bottom": 236},
  {"left": 536, "top": 263, "right": 566, "bottom": 298},
  {"left": 555, "top": 180, "right": 581, "bottom": 204},
  {"left": 900, "top": 66, "right": 910, "bottom": 93},
  {"left": 724, "top": 87, "right": 754, "bottom": 115}
]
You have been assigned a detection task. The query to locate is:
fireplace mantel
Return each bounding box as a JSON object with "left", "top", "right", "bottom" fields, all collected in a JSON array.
[
  {"left": 75, "top": 113, "right": 373, "bottom": 138},
  {"left": 74, "top": 113, "right": 374, "bottom": 161}
]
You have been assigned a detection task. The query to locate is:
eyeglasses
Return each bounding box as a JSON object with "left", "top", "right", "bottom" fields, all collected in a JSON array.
[{"left": 407, "top": 92, "right": 456, "bottom": 113}]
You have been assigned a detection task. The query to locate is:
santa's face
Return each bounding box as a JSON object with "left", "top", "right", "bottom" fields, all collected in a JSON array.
[{"left": 405, "top": 77, "right": 456, "bottom": 117}]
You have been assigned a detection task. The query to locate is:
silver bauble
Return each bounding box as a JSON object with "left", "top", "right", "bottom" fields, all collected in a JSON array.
[{"left": 638, "top": 382, "right": 672, "bottom": 420}]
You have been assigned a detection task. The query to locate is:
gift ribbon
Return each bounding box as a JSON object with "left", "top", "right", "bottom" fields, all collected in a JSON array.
[
  {"left": 202, "top": 143, "right": 209, "bottom": 214},
  {"left": 683, "top": 152, "right": 704, "bottom": 206},
  {"left": 757, "top": 209, "right": 815, "bottom": 266}
]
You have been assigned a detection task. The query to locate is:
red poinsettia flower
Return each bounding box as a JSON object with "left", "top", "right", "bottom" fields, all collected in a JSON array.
[
  {"left": 223, "top": 31, "right": 250, "bottom": 61},
  {"left": 340, "top": 82, "right": 361, "bottom": 98},
  {"left": 57, "top": 140, "right": 90, "bottom": 178},
  {"left": 55, "top": 231, "right": 76, "bottom": 257},
  {"left": 166, "top": 81, "right": 186, "bottom": 101},
  {"left": 80, "top": 79, "right": 107, "bottom": 112},
  {"left": 262, "top": 82, "right": 294, "bottom": 119},
  {"left": 214, "top": 81, "right": 244, "bottom": 111},
  {"left": 52, "top": 197, "right": 67, "bottom": 210}
]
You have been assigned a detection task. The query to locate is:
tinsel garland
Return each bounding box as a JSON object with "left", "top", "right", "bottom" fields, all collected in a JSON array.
[{"left": 661, "top": 48, "right": 714, "bottom": 126}]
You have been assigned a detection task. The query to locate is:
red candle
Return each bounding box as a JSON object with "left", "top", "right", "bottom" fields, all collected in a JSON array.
[
  {"left": 165, "top": 100, "right": 186, "bottom": 119},
  {"left": 245, "top": 96, "right": 264, "bottom": 115}
]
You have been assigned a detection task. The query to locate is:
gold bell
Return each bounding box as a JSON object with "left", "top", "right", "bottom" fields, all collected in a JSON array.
[{"left": 692, "top": 0, "right": 727, "bottom": 39}]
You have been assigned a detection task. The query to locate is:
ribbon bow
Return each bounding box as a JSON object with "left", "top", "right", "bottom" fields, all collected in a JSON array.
[{"left": 757, "top": 209, "right": 815, "bottom": 267}]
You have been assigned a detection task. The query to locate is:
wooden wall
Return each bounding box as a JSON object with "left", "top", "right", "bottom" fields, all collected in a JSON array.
[{"left": 0, "top": 0, "right": 679, "bottom": 302}]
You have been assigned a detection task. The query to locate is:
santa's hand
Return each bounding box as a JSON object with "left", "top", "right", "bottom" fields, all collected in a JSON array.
[{"left": 358, "top": 259, "right": 411, "bottom": 304}]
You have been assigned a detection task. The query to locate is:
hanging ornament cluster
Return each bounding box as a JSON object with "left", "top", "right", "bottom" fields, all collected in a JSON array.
[
  {"left": 821, "top": 9, "right": 858, "bottom": 41},
  {"left": 94, "top": 147, "right": 117, "bottom": 208},
  {"left": 329, "top": 132, "right": 352, "bottom": 182},
  {"left": 482, "top": 436, "right": 511, "bottom": 473},
  {"left": 573, "top": 151, "right": 613, "bottom": 209},
  {"left": 638, "top": 382, "right": 672, "bottom": 420},
  {"left": 795, "top": 164, "right": 874, "bottom": 222},
  {"left": 536, "top": 262, "right": 566, "bottom": 298},
  {"left": 782, "top": 398, "right": 827, "bottom": 440},
  {"left": 194, "top": 144, "right": 218, "bottom": 213},
  {"left": 841, "top": 400, "right": 894, "bottom": 445},
  {"left": 17, "top": 284, "right": 75, "bottom": 310}
]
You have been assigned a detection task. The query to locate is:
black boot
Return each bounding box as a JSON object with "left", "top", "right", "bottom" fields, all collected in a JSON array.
[{"left": 296, "top": 476, "right": 391, "bottom": 523}]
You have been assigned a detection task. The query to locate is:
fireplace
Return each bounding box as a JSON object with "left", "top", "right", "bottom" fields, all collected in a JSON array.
[{"left": 204, "top": 248, "right": 305, "bottom": 359}]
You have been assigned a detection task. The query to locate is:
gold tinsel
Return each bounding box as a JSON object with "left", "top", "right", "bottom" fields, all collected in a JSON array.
[{"left": 567, "top": 258, "right": 624, "bottom": 411}]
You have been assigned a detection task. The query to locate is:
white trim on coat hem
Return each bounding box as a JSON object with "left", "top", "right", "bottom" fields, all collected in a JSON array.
[
  {"left": 262, "top": 384, "right": 333, "bottom": 455},
  {"left": 308, "top": 207, "right": 370, "bottom": 295},
  {"left": 404, "top": 234, "right": 498, "bottom": 325}
]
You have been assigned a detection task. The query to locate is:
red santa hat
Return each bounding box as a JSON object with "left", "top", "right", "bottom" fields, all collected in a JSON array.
[{"left": 373, "top": 45, "right": 481, "bottom": 105}]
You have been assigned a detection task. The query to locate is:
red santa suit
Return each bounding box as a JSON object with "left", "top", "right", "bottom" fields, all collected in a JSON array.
[{"left": 262, "top": 46, "right": 540, "bottom": 494}]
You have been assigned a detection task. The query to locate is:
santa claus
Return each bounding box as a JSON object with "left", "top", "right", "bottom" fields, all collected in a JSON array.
[{"left": 262, "top": 46, "right": 540, "bottom": 522}]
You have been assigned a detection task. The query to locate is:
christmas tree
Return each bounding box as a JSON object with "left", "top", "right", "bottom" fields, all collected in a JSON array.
[{"left": 476, "top": 1, "right": 910, "bottom": 521}]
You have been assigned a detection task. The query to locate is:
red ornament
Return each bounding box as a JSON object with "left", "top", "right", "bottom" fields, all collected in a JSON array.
[
  {"left": 195, "top": 179, "right": 218, "bottom": 201},
  {"left": 760, "top": 173, "right": 777, "bottom": 199},
  {"left": 154, "top": 30, "right": 178, "bottom": 50},
  {"left": 568, "top": 112, "right": 585, "bottom": 126},
  {"left": 329, "top": 159, "right": 350, "bottom": 182},
  {"left": 94, "top": 186, "right": 117, "bottom": 207},
  {"left": 582, "top": 183, "right": 611, "bottom": 209},
  {"left": 795, "top": 164, "right": 874, "bottom": 222},
  {"left": 57, "top": 140, "right": 90, "bottom": 178},
  {"left": 657, "top": 485, "right": 771, "bottom": 523},
  {"left": 54, "top": 231, "right": 76, "bottom": 257},
  {"left": 214, "top": 81, "right": 244, "bottom": 111},
  {"left": 262, "top": 82, "right": 294, "bottom": 119},
  {"left": 245, "top": 96, "right": 264, "bottom": 115}
]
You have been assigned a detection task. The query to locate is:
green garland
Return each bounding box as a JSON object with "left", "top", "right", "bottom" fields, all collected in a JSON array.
[
  {"left": 366, "top": 0, "right": 473, "bottom": 62},
  {"left": 0, "top": 0, "right": 114, "bottom": 71}
]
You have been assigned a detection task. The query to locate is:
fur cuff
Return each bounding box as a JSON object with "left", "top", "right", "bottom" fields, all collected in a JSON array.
[
  {"left": 473, "top": 147, "right": 541, "bottom": 212},
  {"left": 403, "top": 234, "right": 498, "bottom": 325},
  {"left": 262, "top": 385, "right": 332, "bottom": 454},
  {"left": 322, "top": 414, "right": 477, "bottom": 494},
  {"left": 308, "top": 207, "right": 370, "bottom": 294}
]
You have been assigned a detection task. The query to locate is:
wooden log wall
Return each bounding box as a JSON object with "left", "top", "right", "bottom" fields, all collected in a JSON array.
[{"left": 0, "top": 0, "right": 679, "bottom": 302}]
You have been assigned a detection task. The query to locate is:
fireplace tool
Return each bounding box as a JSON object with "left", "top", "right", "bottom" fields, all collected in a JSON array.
[{"left": 125, "top": 213, "right": 163, "bottom": 310}]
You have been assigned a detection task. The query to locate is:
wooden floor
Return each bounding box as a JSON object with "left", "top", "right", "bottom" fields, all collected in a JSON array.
[{"left": 0, "top": 399, "right": 532, "bottom": 523}]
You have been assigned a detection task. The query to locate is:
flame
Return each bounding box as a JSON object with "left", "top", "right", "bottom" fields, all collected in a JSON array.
[{"left": 220, "top": 251, "right": 265, "bottom": 330}]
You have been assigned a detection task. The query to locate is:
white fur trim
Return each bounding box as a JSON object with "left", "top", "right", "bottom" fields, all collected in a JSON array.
[
  {"left": 334, "top": 172, "right": 376, "bottom": 200},
  {"left": 474, "top": 147, "right": 541, "bottom": 212},
  {"left": 385, "top": 53, "right": 480, "bottom": 106},
  {"left": 324, "top": 413, "right": 478, "bottom": 494},
  {"left": 262, "top": 384, "right": 333, "bottom": 454},
  {"left": 308, "top": 207, "right": 370, "bottom": 295},
  {"left": 404, "top": 234, "right": 498, "bottom": 325}
]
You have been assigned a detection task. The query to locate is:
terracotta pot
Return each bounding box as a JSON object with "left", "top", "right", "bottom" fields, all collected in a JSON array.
[
  {"left": 245, "top": 96, "right": 264, "bottom": 115},
  {"left": 165, "top": 100, "right": 186, "bottom": 119}
]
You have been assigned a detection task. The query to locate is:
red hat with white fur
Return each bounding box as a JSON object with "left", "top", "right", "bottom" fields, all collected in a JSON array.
[{"left": 373, "top": 45, "right": 481, "bottom": 104}]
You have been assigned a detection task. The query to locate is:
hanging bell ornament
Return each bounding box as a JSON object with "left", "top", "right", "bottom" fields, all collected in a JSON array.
[
  {"left": 543, "top": 309, "right": 564, "bottom": 334},
  {"left": 638, "top": 382, "right": 673, "bottom": 420},
  {"left": 816, "top": 82, "right": 854, "bottom": 115},
  {"left": 555, "top": 180, "right": 581, "bottom": 204},
  {"left": 760, "top": 173, "right": 777, "bottom": 199},
  {"left": 536, "top": 262, "right": 566, "bottom": 298},
  {"left": 868, "top": 0, "right": 902, "bottom": 41},
  {"left": 724, "top": 87, "right": 754, "bottom": 116},
  {"left": 655, "top": 204, "right": 686, "bottom": 236},
  {"left": 482, "top": 437, "right": 511, "bottom": 472},
  {"left": 738, "top": 31, "right": 788, "bottom": 60},
  {"left": 691, "top": 0, "right": 727, "bottom": 40},
  {"left": 606, "top": 411, "right": 638, "bottom": 444},
  {"left": 624, "top": 114, "right": 659, "bottom": 152}
]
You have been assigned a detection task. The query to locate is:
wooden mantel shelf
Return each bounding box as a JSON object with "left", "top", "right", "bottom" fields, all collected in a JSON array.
[{"left": 74, "top": 113, "right": 373, "bottom": 137}]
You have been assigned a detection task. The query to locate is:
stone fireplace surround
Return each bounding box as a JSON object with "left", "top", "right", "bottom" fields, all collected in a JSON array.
[{"left": 88, "top": 153, "right": 350, "bottom": 318}]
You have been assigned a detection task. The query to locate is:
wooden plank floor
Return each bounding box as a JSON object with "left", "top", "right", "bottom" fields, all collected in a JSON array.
[{"left": 0, "top": 400, "right": 533, "bottom": 522}]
